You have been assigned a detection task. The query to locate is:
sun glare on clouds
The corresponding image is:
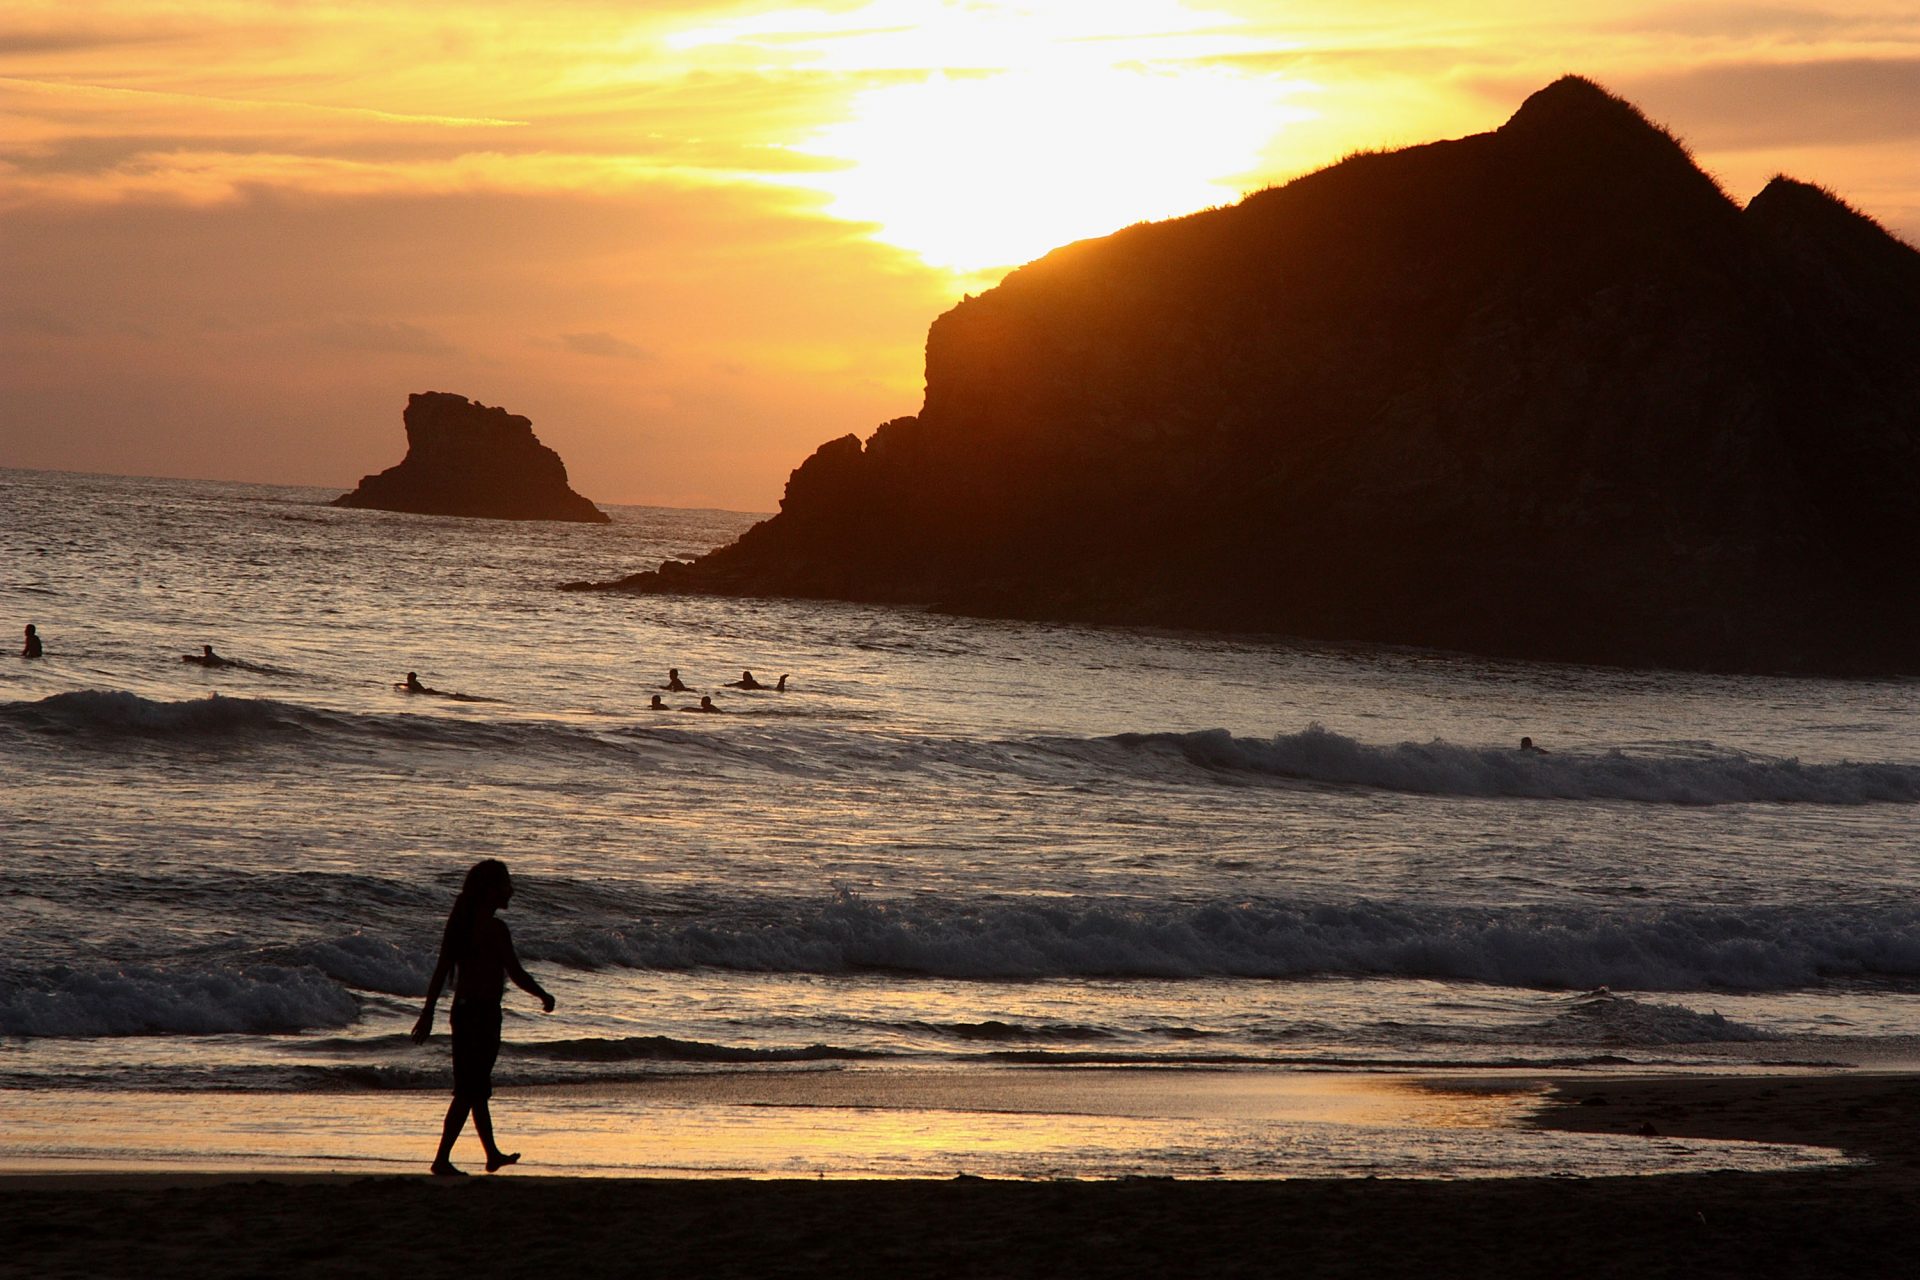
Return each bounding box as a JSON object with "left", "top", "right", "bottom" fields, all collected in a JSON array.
[
  {"left": 673, "top": 0, "right": 1316, "bottom": 275},
  {"left": 798, "top": 63, "right": 1306, "bottom": 274}
]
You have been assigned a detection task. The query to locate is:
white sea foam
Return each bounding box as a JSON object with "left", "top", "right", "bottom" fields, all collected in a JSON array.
[
  {"left": 1530, "top": 989, "right": 1780, "bottom": 1045},
  {"left": 9, "top": 692, "right": 1913, "bottom": 807},
  {"left": 0, "top": 963, "right": 361, "bottom": 1038},
  {"left": 528, "top": 892, "right": 1920, "bottom": 993},
  {"left": 517, "top": 1035, "right": 884, "bottom": 1063},
  {"left": 1101, "top": 725, "right": 1920, "bottom": 804},
  {"left": 278, "top": 934, "right": 429, "bottom": 997}
]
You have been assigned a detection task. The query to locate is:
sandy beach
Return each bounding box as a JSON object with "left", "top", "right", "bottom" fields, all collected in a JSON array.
[{"left": 2, "top": 1071, "right": 1915, "bottom": 1279}]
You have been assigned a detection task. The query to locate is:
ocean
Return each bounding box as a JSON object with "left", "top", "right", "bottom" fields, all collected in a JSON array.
[{"left": 3, "top": 466, "right": 1917, "bottom": 1178}]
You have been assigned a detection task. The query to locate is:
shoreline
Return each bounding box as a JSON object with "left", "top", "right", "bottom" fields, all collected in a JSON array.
[
  {"left": 0, "top": 1062, "right": 1857, "bottom": 1183},
  {"left": 3, "top": 1070, "right": 1915, "bottom": 1277}
]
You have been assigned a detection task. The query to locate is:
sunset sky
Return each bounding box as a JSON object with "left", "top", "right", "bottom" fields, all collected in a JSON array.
[{"left": 4, "top": 1, "right": 1917, "bottom": 510}]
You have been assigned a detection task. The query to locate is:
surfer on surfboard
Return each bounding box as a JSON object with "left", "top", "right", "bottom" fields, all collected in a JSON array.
[{"left": 183, "top": 644, "right": 228, "bottom": 667}]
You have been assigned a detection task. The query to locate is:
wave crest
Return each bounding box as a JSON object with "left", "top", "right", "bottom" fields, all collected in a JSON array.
[
  {"left": 530, "top": 892, "right": 1920, "bottom": 992},
  {"left": 0, "top": 963, "right": 360, "bottom": 1038},
  {"left": 9, "top": 693, "right": 1914, "bottom": 807},
  {"left": 1104, "top": 725, "right": 1920, "bottom": 805},
  {"left": 5, "top": 690, "right": 311, "bottom": 736}
]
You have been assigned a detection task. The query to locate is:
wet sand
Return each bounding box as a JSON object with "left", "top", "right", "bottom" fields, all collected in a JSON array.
[{"left": 2, "top": 1072, "right": 1916, "bottom": 1279}]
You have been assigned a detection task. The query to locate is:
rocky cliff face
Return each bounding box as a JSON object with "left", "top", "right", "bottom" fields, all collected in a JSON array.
[
  {"left": 335, "top": 393, "right": 609, "bottom": 523},
  {"left": 568, "top": 77, "right": 1920, "bottom": 673}
]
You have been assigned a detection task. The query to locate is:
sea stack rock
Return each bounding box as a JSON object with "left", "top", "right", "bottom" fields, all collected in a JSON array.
[
  {"left": 334, "top": 392, "right": 610, "bottom": 523},
  {"left": 566, "top": 77, "right": 1920, "bottom": 674}
]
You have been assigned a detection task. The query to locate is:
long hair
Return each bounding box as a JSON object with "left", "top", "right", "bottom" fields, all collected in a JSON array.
[{"left": 441, "top": 858, "right": 511, "bottom": 974}]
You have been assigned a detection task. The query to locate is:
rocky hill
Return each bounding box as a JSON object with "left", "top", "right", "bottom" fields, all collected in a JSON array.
[
  {"left": 336, "top": 392, "right": 609, "bottom": 523},
  {"left": 568, "top": 77, "right": 1920, "bottom": 672}
]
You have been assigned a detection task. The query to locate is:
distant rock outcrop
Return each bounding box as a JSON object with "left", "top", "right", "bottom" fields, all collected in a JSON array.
[
  {"left": 335, "top": 392, "right": 609, "bottom": 523},
  {"left": 566, "top": 77, "right": 1920, "bottom": 673}
]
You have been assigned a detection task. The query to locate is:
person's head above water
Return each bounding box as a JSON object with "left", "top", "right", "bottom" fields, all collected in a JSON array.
[
  {"left": 1520, "top": 736, "right": 1538, "bottom": 751},
  {"left": 649, "top": 694, "right": 665, "bottom": 708},
  {"left": 24, "top": 625, "right": 35, "bottom": 637},
  {"left": 701, "top": 695, "right": 715, "bottom": 709},
  {"left": 203, "top": 644, "right": 215, "bottom": 657}
]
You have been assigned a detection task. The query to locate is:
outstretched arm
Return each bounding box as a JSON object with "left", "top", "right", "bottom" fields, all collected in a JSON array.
[
  {"left": 411, "top": 943, "right": 454, "bottom": 1043},
  {"left": 500, "top": 922, "right": 556, "bottom": 1013}
]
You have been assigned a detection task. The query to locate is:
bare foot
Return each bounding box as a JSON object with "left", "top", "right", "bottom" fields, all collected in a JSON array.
[
  {"left": 487, "top": 1152, "right": 521, "bottom": 1172},
  {"left": 430, "top": 1161, "right": 468, "bottom": 1177}
]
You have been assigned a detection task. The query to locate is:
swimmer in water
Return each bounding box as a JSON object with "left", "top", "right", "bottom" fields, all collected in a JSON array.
[
  {"left": 1519, "top": 736, "right": 1548, "bottom": 753},
  {"left": 681, "top": 695, "right": 720, "bottom": 713},
  {"left": 648, "top": 694, "right": 668, "bottom": 710},
  {"left": 660, "top": 668, "right": 690, "bottom": 693},
  {"left": 22, "top": 624, "right": 42, "bottom": 659},
  {"left": 399, "top": 671, "right": 438, "bottom": 695},
  {"left": 725, "top": 670, "right": 766, "bottom": 690},
  {"left": 183, "top": 644, "right": 224, "bottom": 666}
]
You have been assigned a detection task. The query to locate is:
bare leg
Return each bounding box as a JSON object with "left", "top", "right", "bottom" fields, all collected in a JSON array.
[
  {"left": 432, "top": 1098, "right": 470, "bottom": 1175},
  {"left": 473, "top": 1101, "right": 520, "bottom": 1171}
]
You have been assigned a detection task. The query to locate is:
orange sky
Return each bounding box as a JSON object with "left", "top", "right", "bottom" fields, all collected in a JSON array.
[{"left": 3, "top": 1, "right": 1917, "bottom": 510}]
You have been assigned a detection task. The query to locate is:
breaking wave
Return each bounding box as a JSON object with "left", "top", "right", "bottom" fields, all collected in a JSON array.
[
  {"left": 530, "top": 892, "right": 1920, "bottom": 993},
  {"left": 1099, "top": 725, "right": 1920, "bottom": 805},
  {"left": 9, "top": 692, "right": 1915, "bottom": 807},
  {"left": 0, "top": 962, "right": 362, "bottom": 1038},
  {"left": 4, "top": 689, "right": 314, "bottom": 736},
  {"left": 8, "top": 896, "right": 1910, "bottom": 1042},
  {"left": 514, "top": 1035, "right": 886, "bottom": 1063},
  {"left": 1529, "top": 989, "right": 1780, "bottom": 1045}
]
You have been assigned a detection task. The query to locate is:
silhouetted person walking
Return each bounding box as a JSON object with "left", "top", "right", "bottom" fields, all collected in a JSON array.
[
  {"left": 411, "top": 859, "right": 555, "bottom": 1176},
  {"left": 21, "top": 624, "right": 42, "bottom": 658}
]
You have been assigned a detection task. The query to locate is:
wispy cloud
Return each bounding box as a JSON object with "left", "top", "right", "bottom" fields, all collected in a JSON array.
[
  {"left": 0, "top": 76, "right": 528, "bottom": 129},
  {"left": 310, "top": 318, "right": 458, "bottom": 357},
  {"left": 0, "top": 147, "right": 834, "bottom": 208},
  {"left": 1613, "top": 57, "right": 1920, "bottom": 149},
  {"left": 559, "top": 331, "right": 654, "bottom": 361},
  {"left": 5, "top": 1, "right": 1918, "bottom": 505}
]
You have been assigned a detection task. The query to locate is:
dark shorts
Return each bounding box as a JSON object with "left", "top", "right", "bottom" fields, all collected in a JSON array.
[{"left": 450, "top": 1001, "right": 502, "bottom": 1103}]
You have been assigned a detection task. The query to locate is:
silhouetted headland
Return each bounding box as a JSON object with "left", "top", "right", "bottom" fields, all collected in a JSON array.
[
  {"left": 564, "top": 77, "right": 1920, "bottom": 674},
  {"left": 336, "top": 392, "right": 609, "bottom": 524}
]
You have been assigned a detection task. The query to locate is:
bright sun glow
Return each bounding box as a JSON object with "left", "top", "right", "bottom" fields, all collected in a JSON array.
[
  {"left": 673, "top": 1, "right": 1317, "bottom": 274},
  {"left": 799, "top": 64, "right": 1308, "bottom": 273}
]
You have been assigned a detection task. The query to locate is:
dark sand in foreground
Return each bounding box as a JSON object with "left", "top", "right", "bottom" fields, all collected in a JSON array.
[{"left": 3, "top": 1073, "right": 1916, "bottom": 1279}]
